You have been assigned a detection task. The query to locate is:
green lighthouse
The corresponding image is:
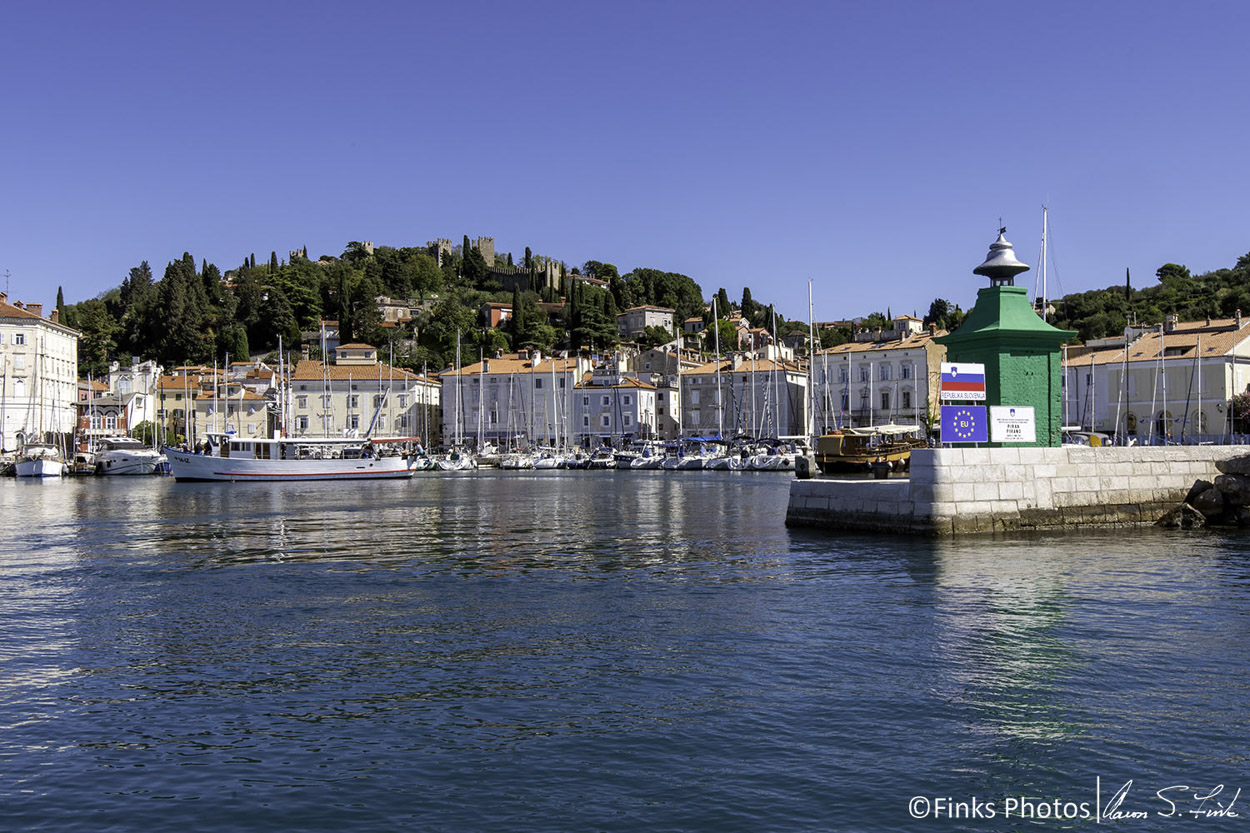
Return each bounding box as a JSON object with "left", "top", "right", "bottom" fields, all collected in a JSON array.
[{"left": 934, "top": 228, "right": 1076, "bottom": 447}]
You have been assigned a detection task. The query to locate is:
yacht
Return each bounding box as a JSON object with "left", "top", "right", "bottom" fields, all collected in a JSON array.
[
  {"left": 163, "top": 433, "right": 420, "bottom": 481},
  {"left": 94, "top": 437, "right": 167, "bottom": 476}
]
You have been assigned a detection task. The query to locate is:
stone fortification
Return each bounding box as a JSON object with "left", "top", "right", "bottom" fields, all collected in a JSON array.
[{"left": 786, "top": 446, "right": 1250, "bottom": 535}]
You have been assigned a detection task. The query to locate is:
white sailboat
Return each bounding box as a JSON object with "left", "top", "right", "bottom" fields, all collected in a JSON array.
[{"left": 15, "top": 337, "right": 66, "bottom": 478}]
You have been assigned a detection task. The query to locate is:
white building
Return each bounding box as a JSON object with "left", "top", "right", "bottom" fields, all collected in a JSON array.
[
  {"left": 439, "top": 350, "right": 590, "bottom": 449},
  {"left": 0, "top": 293, "right": 79, "bottom": 453},
  {"left": 575, "top": 368, "right": 658, "bottom": 444},
  {"left": 683, "top": 348, "right": 809, "bottom": 439},
  {"left": 289, "top": 344, "right": 441, "bottom": 442},
  {"left": 617, "top": 305, "right": 675, "bottom": 339},
  {"left": 812, "top": 328, "right": 945, "bottom": 432},
  {"left": 1062, "top": 315, "right": 1250, "bottom": 441}
]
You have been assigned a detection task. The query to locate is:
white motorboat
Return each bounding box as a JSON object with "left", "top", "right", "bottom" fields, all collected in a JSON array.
[
  {"left": 15, "top": 443, "right": 66, "bottom": 478},
  {"left": 95, "top": 437, "right": 166, "bottom": 476},
  {"left": 163, "top": 433, "right": 419, "bottom": 481}
]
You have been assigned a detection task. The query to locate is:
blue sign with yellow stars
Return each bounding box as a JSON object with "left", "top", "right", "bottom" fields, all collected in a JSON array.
[{"left": 941, "top": 405, "right": 988, "bottom": 443}]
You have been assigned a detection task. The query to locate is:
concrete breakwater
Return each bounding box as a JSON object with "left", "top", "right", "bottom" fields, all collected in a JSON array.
[{"left": 786, "top": 445, "right": 1250, "bottom": 535}]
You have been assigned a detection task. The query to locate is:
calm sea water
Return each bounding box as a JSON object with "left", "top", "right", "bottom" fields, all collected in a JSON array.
[{"left": 2, "top": 471, "right": 1249, "bottom": 832}]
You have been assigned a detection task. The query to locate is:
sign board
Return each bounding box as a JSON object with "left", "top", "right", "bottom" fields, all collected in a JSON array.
[
  {"left": 990, "top": 405, "right": 1036, "bottom": 444},
  {"left": 940, "top": 362, "right": 986, "bottom": 401},
  {"left": 940, "top": 405, "right": 988, "bottom": 443}
]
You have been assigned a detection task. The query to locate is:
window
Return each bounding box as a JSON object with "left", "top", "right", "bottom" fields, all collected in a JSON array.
[
  {"left": 297, "top": 416, "right": 309, "bottom": 430},
  {"left": 348, "top": 395, "right": 359, "bottom": 409},
  {"left": 583, "top": 415, "right": 590, "bottom": 427},
  {"left": 624, "top": 415, "right": 632, "bottom": 426},
  {"left": 14, "top": 355, "right": 24, "bottom": 371},
  {"left": 13, "top": 333, "right": 25, "bottom": 346},
  {"left": 859, "top": 366, "right": 870, "bottom": 382},
  {"left": 902, "top": 391, "right": 912, "bottom": 409},
  {"left": 690, "top": 390, "right": 700, "bottom": 405},
  {"left": 583, "top": 396, "right": 590, "bottom": 406},
  {"left": 881, "top": 391, "right": 890, "bottom": 410},
  {"left": 623, "top": 395, "right": 632, "bottom": 406},
  {"left": 348, "top": 415, "right": 359, "bottom": 429},
  {"left": 297, "top": 396, "right": 308, "bottom": 409},
  {"left": 398, "top": 395, "right": 408, "bottom": 408},
  {"left": 601, "top": 414, "right": 611, "bottom": 428},
  {"left": 901, "top": 365, "right": 912, "bottom": 380},
  {"left": 373, "top": 394, "right": 384, "bottom": 407},
  {"left": 602, "top": 395, "right": 611, "bottom": 406},
  {"left": 535, "top": 379, "right": 543, "bottom": 389},
  {"left": 690, "top": 409, "right": 700, "bottom": 425},
  {"left": 559, "top": 378, "right": 565, "bottom": 389},
  {"left": 321, "top": 395, "right": 332, "bottom": 408},
  {"left": 838, "top": 368, "right": 848, "bottom": 383},
  {"left": 105, "top": 415, "right": 117, "bottom": 430},
  {"left": 879, "top": 365, "right": 891, "bottom": 382},
  {"left": 90, "top": 415, "right": 101, "bottom": 430}
]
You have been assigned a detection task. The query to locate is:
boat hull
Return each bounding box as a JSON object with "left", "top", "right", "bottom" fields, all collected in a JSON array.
[
  {"left": 16, "top": 458, "right": 65, "bottom": 478},
  {"left": 164, "top": 448, "right": 415, "bottom": 481},
  {"left": 96, "top": 451, "right": 166, "bottom": 476}
]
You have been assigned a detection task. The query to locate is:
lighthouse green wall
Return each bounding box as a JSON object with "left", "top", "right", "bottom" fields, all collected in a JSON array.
[{"left": 935, "top": 285, "right": 1074, "bottom": 447}]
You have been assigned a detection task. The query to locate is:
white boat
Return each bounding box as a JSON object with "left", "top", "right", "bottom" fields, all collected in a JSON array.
[
  {"left": 586, "top": 447, "right": 616, "bottom": 469},
  {"left": 532, "top": 448, "right": 566, "bottom": 469},
  {"left": 94, "top": 437, "right": 166, "bottom": 476},
  {"left": 498, "top": 450, "right": 536, "bottom": 469},
  {"left": 163, "top": 433, "right": 418, "bottom": 481},
  {"left": 629, "top": 444, "right": 664, "bottom": 470},
  {"left": 437, "top": 447, "right": 477, "bottom": 471},
  {"left": 15, "top": 443, "right": 66, "bottom": 478}
]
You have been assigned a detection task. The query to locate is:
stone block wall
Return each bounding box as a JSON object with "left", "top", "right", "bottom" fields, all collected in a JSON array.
[{"left": 786, "top": 446, "right": 1249, "bottom": 535}]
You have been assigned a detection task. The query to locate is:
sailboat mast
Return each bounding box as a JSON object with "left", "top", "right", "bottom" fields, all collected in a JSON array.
[
  {"left": 807, "top": 279, "right": 815, "bottom": 441},
  {"left": 712, "top": 295, "right": 723, "bottom": 439},
  {"left": 1039, "top": 205, "right": 1048, "bottom": 323}
]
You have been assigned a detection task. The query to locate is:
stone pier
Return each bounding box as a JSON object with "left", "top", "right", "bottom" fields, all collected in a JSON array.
[{"left": 786, "top": 446, "right": 1249, "bottom": 535}]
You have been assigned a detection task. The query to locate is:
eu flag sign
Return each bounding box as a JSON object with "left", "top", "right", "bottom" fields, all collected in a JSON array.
[{"left": 941, "top": 405, "right": 988, "bottom": 443}]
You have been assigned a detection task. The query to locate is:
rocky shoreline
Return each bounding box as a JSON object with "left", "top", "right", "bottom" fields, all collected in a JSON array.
[{"left": 1158, "top": 454, "right": 1250, "bottom": 529}]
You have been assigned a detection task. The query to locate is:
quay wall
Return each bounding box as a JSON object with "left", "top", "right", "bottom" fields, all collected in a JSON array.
[{"left": 786, "top": 446, "right": 1248, "bottom": 535}]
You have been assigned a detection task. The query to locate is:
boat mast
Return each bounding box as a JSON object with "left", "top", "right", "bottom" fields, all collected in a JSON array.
[
  {"left": 1038, "top": 205, "right": 1048, "bottom": 323},
  {"left": 807, "top": 279, "right": 815, "bottom": 441},
  {"left": 712, "top": 295, "right": 723, "bottom": 439}
]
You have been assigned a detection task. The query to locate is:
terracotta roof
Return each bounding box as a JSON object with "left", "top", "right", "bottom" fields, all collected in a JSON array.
[
  {"left": 1075, "top": 317, "right": 1250, "bottom": 366},
  {"left": 685, "top": 356, "right": 803, "bottom": 375},
  {"left": 0, "top": 300, "right": 41, "bottom": 320},
  {"left": 818, "top": 330, "right": 945, "bottom": 357},
  {"left": 576, "top": 375, "right": 656, "bottom": 390},
  {"left": 291, "top": 359, "right": 434, "bottom": 383},
  {"left": 336, "top": 343, "right": 376, "bottom": 350},
  {"left": 441, "top": 354, "right": 580, "bottom": 377}
]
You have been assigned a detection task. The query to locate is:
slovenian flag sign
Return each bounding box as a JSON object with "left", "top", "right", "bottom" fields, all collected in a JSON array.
[
  {"left": 940, "top": 362, "right": 986, "bottom": 401},
  {"left": 941, "top": 405, "right": 988, "bottom": 443}
]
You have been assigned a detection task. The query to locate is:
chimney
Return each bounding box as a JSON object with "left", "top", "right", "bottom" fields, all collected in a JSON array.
[
  {"left": 50, "top": 309, "right": 59, "bottom": 324},
  {"left": 928, "top": 323, "right": 937, "bottom": 335},
  {"left": 26, "top": 302, "right": 43, "bottom": 318},
  {"left": 1238, "top": 310, "right": 1243, "bottom": 329},
  {"left": 1164, "top": 314, "right": 1178, "bottom": 333},
  {"left": 0, "top": 291, "right": 6, "bottom": 305}
]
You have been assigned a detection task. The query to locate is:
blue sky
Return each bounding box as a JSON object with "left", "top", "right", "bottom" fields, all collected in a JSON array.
[{"left": 3, "top": 1, "right": 1248, "bottom": 326}]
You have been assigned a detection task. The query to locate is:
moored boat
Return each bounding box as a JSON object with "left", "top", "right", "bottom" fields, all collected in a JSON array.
[
  {"left": 15, "top": 443, "right": 66, "bottom": 478},
  {"left": 813, "top": 424, "right": 925, "bottom": 474},
  {"left": 163, "top": 433, "right": 419, "bottom": 481},
  {"left": 94, "top": 437, "right": 167, "bottom": 476}
]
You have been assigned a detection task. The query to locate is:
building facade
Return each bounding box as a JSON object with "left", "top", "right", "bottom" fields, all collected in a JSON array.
[
  {"left": 439, "top": 351, "right": 590, "bottom": 449},
  {"left": 683, "top": 349, "right": 809, "bottom": 438},
  {"left": 0, "top": 292, "right": 79, "bottom": 453},
  {"left": 812, "top": 329, "right": 945, "bottom": 433},
  {"left": 1061, "top": 315, "right": 1250, "bottom": 441},
  {"left": 289, "top": 344, "right": 442, "bottom": 443}
]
